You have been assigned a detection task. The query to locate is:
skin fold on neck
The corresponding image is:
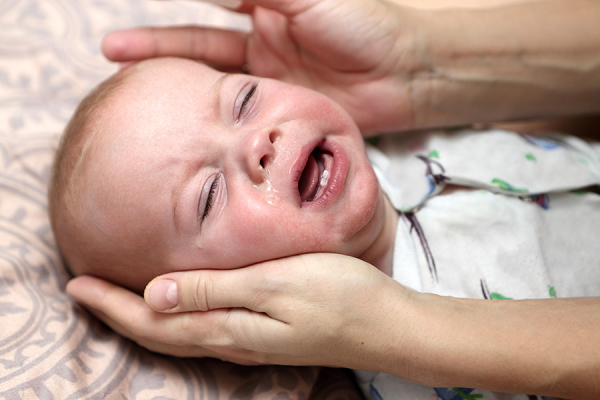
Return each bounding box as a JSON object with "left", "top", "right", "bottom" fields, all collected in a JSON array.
[{"left": 358, "top": 192, "right": 398, "bottom": 277}]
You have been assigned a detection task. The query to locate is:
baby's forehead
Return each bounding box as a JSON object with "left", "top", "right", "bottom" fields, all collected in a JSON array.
[
  {"left": 88, "top": 58, "right": 227, "bottom": 183},
  {"left": 82, "top": 58, "right": 229, "bottom": 173},
  {"left": 103, "top": 59, "right": 221, "bottom": 121},
  {"left": 127, "top": 57, "right": 220, "bottom": 88}
]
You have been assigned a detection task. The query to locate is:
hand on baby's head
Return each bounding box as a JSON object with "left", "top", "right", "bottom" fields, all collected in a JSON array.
[{"left": 50, "top": 58, "right": 386, "bottom": 293}]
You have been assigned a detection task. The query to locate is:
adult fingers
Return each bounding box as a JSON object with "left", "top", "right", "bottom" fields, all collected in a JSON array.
[
  {"left": 82, "top": 304, "right": 260, "bottom": 364},
  {"left": 144, "top": 264, "right": 275, "bottom": 313},
  {"left": 67, "top": 275, "right": 281, "bottom": 357},
  {"left": 243, "top": 0, "right": 318, "bottom": 17},
  {"left": 144, "top": 257, "right": 309, "bottom": 314},
  {"left": 67, "top": 276, "right": 218, "bottom": 345},
  {"left": 164, "top": 0, "right": 313, "bottom": 17},
  {"left": 156, "top": 0, "right": 254, "bottom": 13},
  {"left": 82, "top": 303, "right": 206, "bottom": 358},
  {"left": 67, "top": 275, "right": 175, "bottom": 341},
  {"left": 101, "top": 26, "right": 248, "bottom": 66}
]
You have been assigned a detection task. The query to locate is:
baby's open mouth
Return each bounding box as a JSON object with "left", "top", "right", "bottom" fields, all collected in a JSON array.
[{"left": 298, "top": 147, "right": 333, "bottom": 203}]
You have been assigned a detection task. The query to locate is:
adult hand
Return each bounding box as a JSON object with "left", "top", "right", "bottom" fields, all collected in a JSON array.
[
  {"left": 102, "top": 0, "right": 422, "bottom": 134},
  {"left": 65, "top": 274, "right": 259, "bottom": 364},
  {"left": 67, "top": 252, "right": 600, "bottom": 399},
  {"left": 66, "top": 253, "right": 418, "bottom": 370},
  {"left": 103, "top": 0, "right": 600, "bottom": 134},
  {"left": 138, "top": 254, "right": 600, "bottom": 400}
]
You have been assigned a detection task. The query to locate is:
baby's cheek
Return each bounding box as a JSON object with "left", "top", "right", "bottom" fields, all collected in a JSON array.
[{"left": 229, "top": 205, "right": 325, "bottom": 260}]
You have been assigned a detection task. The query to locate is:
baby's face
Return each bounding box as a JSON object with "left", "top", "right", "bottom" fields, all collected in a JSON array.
[{"left": 84, "top": 58, "right": 384, "bottom": 289}]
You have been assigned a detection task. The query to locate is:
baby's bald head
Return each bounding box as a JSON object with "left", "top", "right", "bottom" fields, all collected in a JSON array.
[
  {"left": 49, "top": 57, "right": 387, "bottom": 294},
  {"left": 49, "top": 64, "right": 164, "bottom": 293}
]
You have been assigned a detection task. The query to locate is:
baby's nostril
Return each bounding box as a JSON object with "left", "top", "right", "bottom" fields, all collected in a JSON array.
[
  {"left": 269, "top": 131, "right": 277, "bottom": 144},
  {"left": 260, "top": 156, "right": 266, "bottom": 168}
]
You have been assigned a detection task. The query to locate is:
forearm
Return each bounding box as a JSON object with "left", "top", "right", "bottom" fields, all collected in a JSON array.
[
  {"left": 402, "top": 0, "right": 600, "bottom": 130},
  {"left": 378, "top": 289, "right": 600, "bottom": 399}
]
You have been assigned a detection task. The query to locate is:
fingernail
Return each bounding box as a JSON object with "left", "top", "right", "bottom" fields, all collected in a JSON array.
[{"left": 146, "top": 279, "right": 178, "bottom": 310}]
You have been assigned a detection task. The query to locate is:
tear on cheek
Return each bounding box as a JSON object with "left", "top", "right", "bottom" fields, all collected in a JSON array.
[{"left": 195, "top": 234, "right": 205, "bottom": 249}]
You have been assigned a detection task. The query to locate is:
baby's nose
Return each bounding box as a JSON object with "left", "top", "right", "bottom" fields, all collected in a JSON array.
[{"left": 243, "top": 127, "right": 279, "bottom": 183}]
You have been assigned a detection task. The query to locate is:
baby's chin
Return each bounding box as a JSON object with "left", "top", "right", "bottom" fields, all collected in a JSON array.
[{"left": 344, "top": 181, "right": 395, "bottom": 271}]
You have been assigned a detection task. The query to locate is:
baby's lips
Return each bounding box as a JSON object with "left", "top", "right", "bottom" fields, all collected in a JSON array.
[{"left": 172, "top": 0, "right": 243, "bottom": 9}]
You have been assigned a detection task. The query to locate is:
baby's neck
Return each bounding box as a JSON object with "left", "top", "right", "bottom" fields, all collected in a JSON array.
[{"left": 358, "top": 193, "right": 398, "bottom": 277}]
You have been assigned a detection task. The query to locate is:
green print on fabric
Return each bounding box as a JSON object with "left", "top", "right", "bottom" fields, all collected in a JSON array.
[
  {"left": 429, "top": 149, "right": 440, "bottom": 159},
  {"left": 453, "top": 388, "right": 484, "bottom": 400},
  {"left": 492, "top": 287, "right": 556, "bottom": 300},
  {"left": 524, "top": 153, "right": 536, "bottom": 162},
  {"left": 577, "top": 156, "right": 590, "bottom": 166},
  {"left": 491, "top": 178, "right": 529, "bottom": 193},
  {"left": 490, "top": 292, "right": 513, "bottom": 300},
  {"left": 570, "top": 190, "right": 588, "bottom": 196}
]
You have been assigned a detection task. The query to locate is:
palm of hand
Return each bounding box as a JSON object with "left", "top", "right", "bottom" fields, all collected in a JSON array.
[{"left": 245, "top": 0, "right": 416, "bottom": 133}]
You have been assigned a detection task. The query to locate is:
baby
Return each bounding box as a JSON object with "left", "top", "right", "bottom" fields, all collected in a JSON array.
[
  {"left": 51, "top": 56, "right": 600, "bottom": 399},
  {"left": 49, "top": 57, "right": 397, "bottom": 294}
]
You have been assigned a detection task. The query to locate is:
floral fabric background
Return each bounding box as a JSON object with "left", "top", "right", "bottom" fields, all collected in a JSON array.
[{"left": 0, "top": 1, "right": 362, "bottom": 398}]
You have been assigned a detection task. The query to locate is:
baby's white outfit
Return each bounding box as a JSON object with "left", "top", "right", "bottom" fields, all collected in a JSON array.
[{"left": 355, "top": 129, "right": 600, "bottom": 400}]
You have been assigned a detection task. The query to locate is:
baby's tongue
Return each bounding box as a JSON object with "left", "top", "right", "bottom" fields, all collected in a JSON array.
[{"left": 298, "top": 153, "right": 319, "bottom": 202}]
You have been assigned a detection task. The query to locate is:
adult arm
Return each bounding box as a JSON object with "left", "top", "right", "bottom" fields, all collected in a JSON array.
[
  {"left": 411, "top": 0, "right": 600, "bottom": 130},
  {"left": 102, "top": 0, "right": 600, "bottom": 134},
  {"left": 67, "top": 253, "right": 600, "bottom": 399}
]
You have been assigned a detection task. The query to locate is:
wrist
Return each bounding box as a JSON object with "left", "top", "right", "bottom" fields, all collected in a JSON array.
[
  {"left": 383, "top": 294, "right": 600, "bottom": 399},
  {"left": 367, "top": 2, "right": 429, "bottom": 135},
  {"left": 372, "top": 289, "right": 467, "bottom": 386},
  {"left": 342, "top": 279, "right": 447, "bottom": 382},
  {"left": 354, "top": 2, "right": 427, "bottom": 134},
  {"left": 406, "top": 0, "right": 600, "bottom": 130}
]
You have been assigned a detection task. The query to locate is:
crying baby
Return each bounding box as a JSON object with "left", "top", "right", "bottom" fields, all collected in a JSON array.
[{"left": 49, "top": 57, "right": 398, "bottom": 293}]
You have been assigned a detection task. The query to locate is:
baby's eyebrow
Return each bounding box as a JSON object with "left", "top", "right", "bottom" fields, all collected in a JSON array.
[
  {"left": 213, "top": 72, "right": 233, "bottom": 107},
  {"left": 171, "top": 161, "right": 197, "bottom": 233}
]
